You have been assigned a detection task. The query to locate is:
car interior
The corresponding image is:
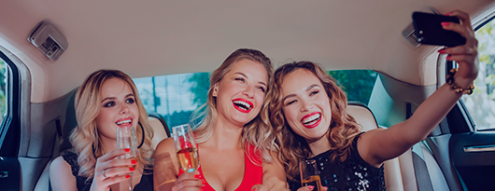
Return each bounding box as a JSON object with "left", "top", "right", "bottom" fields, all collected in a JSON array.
[{"left": 0, "top": 1, "right": 495, "bottom": 191}]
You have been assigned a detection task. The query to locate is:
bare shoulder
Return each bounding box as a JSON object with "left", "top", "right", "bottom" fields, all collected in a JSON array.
[
  {"left": 50, "top": 156, "right": 77, "bottom": 191},
  {"left": 155, "top": 137, "right": 176, "bottom": 153},
  {"left": 50, "top": 156, "right": 71, "bottom": 173}
]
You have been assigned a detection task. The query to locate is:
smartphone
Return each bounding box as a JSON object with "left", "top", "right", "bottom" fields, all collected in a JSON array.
[{"left": 412, "top": 12, "right": 466, "bottom": 47}]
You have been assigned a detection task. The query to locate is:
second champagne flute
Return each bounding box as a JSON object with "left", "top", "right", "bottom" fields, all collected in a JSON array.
[
  {"left": 172, "top": 124, "right": 199, "bottom": 173},
  {"left": 300, "top": 159, "right": 322, "bottom": 191}
]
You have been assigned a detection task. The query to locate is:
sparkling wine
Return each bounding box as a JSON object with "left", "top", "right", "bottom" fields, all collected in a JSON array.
[
  {"left": 176, "top": 147, "right": 198, "bottom": 173},
  {"left": 301, "top": 175, "right": 322, "bottom": 191}
]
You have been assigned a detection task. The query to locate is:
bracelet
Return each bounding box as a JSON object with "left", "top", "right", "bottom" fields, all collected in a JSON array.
[{"left": 446, "top": 68, "right": 475, "bottom": 95}]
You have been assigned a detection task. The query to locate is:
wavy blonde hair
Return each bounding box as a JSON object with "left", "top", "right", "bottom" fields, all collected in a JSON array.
[
  {"left": 70, "top": 69, "right": 154, "bottom": 179},
  {"left": 193, "top": 48, "right": 276, "bottom": 164},
  {"left": 269, "top": 61, "right": 361, "bottom": 180}
]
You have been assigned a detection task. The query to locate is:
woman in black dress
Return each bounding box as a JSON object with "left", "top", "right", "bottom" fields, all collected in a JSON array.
[
  {"left": 269, "top": 10, "right": 478, "bottom": 191},
  {"left": 50, "top": 70, "right": 155, "bottom": 191}
]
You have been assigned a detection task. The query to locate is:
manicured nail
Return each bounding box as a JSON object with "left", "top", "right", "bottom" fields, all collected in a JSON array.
[
  {"left": 438, "top": 49, "right": 446, "bottom": 54},
  {"left": 194, "top": 174, "right": 201, "bottom": 179},
  {"left": 202, "top": 180, "right": 206, "bottom": 185},
  {"left": 125, "top": 174, "right": 130, "bottom": 179},
  {"left": 441, "top": 22, "right": 450, "bottom": 27},
  {"left": 125, "top": 148, "right": 130, "bottom": 152},
  {"left": 129, "top": 167, "right": 135, "bottom": 171},
  {"left": 131, "top": 160, "right": 136, "bottom": 164},
  {"left": 446, "top": 56, "right": 452, "bottom": 60},
  {"left": 308, "top": 186, "right": 315, "bottom": 190}
]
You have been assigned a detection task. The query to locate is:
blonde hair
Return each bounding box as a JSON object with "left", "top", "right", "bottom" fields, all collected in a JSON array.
[
  {"left": 193, "top": 48, "right": 276, "bottom": 163},
  {"left": 269, "top": 61, "right": 361, "bottom": 180},
  {"left": 70, "top": 69, "right": 154, "bottom": 179}
]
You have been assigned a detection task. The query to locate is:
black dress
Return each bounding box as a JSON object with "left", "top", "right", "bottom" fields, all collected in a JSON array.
[
  {"left": 61, "top": 151, "right": 153, "bottom": 191},
  {"left": 288, "top": 133, "right": 386, "bottom": 191}
]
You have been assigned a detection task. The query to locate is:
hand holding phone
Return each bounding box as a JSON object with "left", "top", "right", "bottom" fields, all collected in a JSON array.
[{"left": 412, "top": 12, "right": 466, "bottom": 47}]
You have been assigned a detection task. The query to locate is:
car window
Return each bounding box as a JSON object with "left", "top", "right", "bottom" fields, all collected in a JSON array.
[
  {"left": 0, "top": 53, "right": 14, "bottom": 154},
  {"left": 134, "top": 70, "right": 377, "bottom": 131},
  {"left": 461, "top": 18, "right": 495, "bottom": 131},
  {"left": 0, "top": 59, "right": 7, "bottom": 122}
]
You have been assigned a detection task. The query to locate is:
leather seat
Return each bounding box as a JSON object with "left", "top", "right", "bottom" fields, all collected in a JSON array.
[{"left": 347, "top": 103, "right": 451, "bottom": 191}]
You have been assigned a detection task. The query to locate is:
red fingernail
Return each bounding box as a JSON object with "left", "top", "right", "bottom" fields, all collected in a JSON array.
[
  {"left": 194, "top": 174, "right": 201, "bottom": 179},
  {"left": 202, "top": 180, "right": 206, "bottom": 185},
  {"left": 131, "top": 160, "right": 136, "bottom": 164},
  {"left": 129, "top": 167, "right": 134, "bottom": 171},
  {"left": 125, "top": 174, "right": 130, "bottom": 179},
  {"left": 441, "top": 22, "right": 450, "bottom": 27},
  {"left": 308, "top": 186, "right": 315, "bottom": 190},
  {"left": 438, "top": 49, "right": 446, "bottom": 54},
  {"left": 446, "top": 56, "right": 452, "bottom": 60},
  {"left": 125, "top": 148, "right": 130, "bottom": 152},
  {"left": 446, "top": 12, "right": 452, "bottom": 16}
]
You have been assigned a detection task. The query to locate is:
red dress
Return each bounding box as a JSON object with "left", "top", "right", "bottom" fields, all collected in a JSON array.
[{"left": 178, "top": 144, "right": 263, "bottom": 191}]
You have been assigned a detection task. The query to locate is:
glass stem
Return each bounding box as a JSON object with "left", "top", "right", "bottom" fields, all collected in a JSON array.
[{"left": 128, "top": 175, "right": 132, "bottom": 191}]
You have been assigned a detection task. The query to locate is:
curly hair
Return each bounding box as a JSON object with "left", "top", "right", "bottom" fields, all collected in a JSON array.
[
  {"left": 193, "top": 48, "right": 277, "bottom": 164},
  {"left": 70, "top": 69, "right": 154, "bottom": 180},
  {"left": 269, "top": 61, "right": 361, "bottom": 180}
]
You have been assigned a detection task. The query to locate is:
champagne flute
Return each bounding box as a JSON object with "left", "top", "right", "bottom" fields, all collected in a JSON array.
[
  {"left": 117, "top": 125, "right": 138, "bottom": 191},
  {"left": 172, "top": 124, "right": 199, "bottom": 173},
  {"left": 300, "top": 159, "right": 322, "bottom": 191}
]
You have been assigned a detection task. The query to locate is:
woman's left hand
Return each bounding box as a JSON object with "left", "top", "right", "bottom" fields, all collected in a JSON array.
[
  {"left": 439, "top": 10, "right": 479, "bottom": 87},
  {"left": 251, "top": 176, "right": 289, "bottom": 191}
]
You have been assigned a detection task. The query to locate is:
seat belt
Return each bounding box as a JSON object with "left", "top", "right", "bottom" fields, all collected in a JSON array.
[{"left": 412, "top": 142, "right": 435, "bottom": 191}]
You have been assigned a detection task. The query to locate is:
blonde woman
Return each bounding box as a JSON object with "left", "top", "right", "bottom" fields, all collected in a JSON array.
[
  {"left": 269, "top": 10, "right": 477, "bottom": 191},
  {"left": 154, "top": 48, "right": 287, "bottom": 191},
  {"left": 50, "top": 70, "right": 155, "bottom": 191}
]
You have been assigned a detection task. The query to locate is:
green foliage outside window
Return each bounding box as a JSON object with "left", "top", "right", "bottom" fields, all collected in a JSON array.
[
  {"left": 0, "top": 59, "right": 6, "bottom": 122},
  {"left": 327, "top": 70, "right": 378, "bottom": 105},
  {"left": 461, "top": 19, "right": 495, "bottom": 130}
]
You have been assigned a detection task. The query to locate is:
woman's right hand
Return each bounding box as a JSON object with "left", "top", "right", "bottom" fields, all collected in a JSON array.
[
  {"left": 89, "top": 148, "right": 136, "bottom": 191},
  {"left": 296, "top": 186, "right": 328, "bottom": 191},
  {"left": 171, "top": 171, "right": 203, "bottom": 191}
]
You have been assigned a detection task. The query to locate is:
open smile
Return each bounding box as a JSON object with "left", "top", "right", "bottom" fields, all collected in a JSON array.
[
  {"left": 301, "top": 112, "right": 321, "bottom": 128},
  {"left": 232, "top": 98, "right": 253, "bottom": 113},
  {"left": 116, "top": 117, "right": 133, "bottom": 128}
]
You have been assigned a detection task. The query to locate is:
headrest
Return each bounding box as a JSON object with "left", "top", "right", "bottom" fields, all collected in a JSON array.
[{"left": 346, "top": 103, "right": 378, "bottom": 131}]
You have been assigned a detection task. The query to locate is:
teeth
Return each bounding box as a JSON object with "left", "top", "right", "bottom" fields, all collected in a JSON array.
[
  {"left": 302, "top": 114, "right": 320, "bottom": 125},
  {"left": 234, "top": 100, "right": 252, "bottom": 110},
  {"left": 116, "top": 119, "right": 131, "bottom": 125}
]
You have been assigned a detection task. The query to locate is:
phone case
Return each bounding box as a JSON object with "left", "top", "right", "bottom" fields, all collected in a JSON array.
[{"left": 412, "top": 12, "right": 466, "bottom": 47}]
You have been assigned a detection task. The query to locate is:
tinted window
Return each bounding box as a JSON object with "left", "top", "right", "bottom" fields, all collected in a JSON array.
[{"left": 461, "top": 18, "right": 495, "bottom": 131}]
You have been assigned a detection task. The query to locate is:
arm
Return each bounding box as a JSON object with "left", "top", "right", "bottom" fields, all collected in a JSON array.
[
  {"left": 154, "top": 138, "right": 202, "bottom": 191},
  {"left": 359, "top": 10, "right": 479, "bottom": 167},
  {"left": 252, "top": 152, "right": 289, "bottom": 191},
  {"left": 50, "top": 156, "right": 78, "bottom": 191},
  {"left": 154, "top": 138, "right": 179, "bottom": 191}
]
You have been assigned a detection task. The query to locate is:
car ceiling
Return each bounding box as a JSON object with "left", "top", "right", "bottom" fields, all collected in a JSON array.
[{"left": 0, "top": 0, "right": 494, "bottom": 103}]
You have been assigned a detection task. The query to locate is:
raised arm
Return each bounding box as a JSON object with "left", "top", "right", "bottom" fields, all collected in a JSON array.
[{"left": 359, "top": 10, "right": 479, "bottom": 167}]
